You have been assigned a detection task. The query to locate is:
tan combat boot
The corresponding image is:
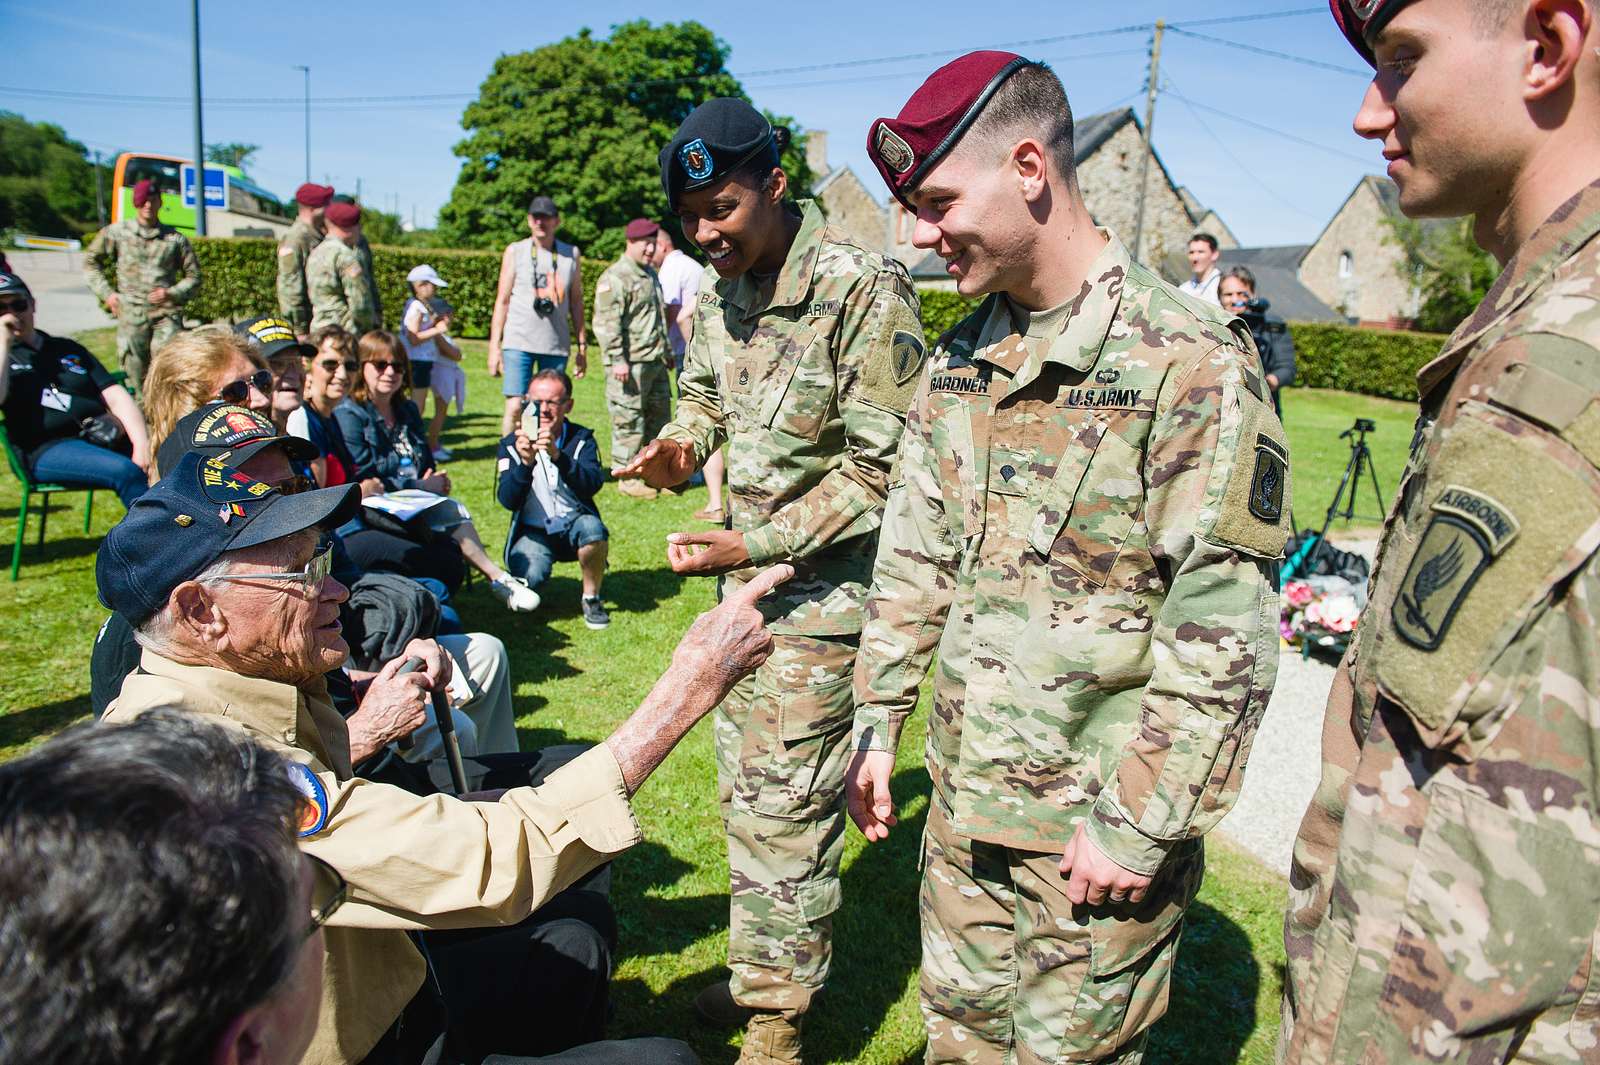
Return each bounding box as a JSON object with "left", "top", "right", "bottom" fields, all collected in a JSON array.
[
  {"left": 737, "top": 1012, "right": 803, "bottom": 1065},
  {"left": 616, "top": 479, "right": 659, "bottom": 500}
]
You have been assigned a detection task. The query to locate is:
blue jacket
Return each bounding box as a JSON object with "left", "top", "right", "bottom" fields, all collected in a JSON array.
[
  {"left": 495, "top": 419, "right": 604, "bottom": 558},
  {"left": 334, "top": 398, "right": 433, "bottom": 491}
]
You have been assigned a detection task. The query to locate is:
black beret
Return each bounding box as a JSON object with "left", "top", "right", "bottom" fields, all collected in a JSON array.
[{"left": 660, "top": 98, "right": 790, "bottom": 211}]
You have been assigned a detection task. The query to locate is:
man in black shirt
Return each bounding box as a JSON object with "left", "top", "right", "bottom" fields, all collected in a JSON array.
[{"left": 0, "top": 272, "right": 150, "bottom": 506}]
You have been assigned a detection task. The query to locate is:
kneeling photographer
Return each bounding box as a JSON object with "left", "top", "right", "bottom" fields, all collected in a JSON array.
[{"left": 1220, "top": 266, "right": 1296, "bottom": 416}]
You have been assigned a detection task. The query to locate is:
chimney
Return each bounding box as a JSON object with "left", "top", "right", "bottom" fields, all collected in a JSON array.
[{"left": 806, "top": 130, "right": 830, "bottom": 178}]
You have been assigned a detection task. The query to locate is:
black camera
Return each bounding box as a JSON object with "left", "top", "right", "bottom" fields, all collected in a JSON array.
[
  {"left": 534, "top": 296, "right": 556, "bottom": 316},
  {"left": 1340, "top": 417, "right": 1377, "bottom": 440}
]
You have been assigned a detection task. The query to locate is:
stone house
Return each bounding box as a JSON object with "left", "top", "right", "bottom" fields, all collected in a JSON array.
[{"left": 809, "top": 108, "right": 1234, "bottom": 290}]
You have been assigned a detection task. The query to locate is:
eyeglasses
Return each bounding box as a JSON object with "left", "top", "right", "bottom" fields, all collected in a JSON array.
[
  {"left": 318, "top": 358, "right": 359, "bottom": 374},
  {"left": 0, "top": 298, "right": 29, "bottom": 314},
  {"left": 272, "top": 473, "right": 317, "bottom": 496},
  {"left": 366, "top": 359, "right": 403, "bottom": 373},
  {"left": 305, "top": 853, "right": 347, "bottom": 940},
  {"left": 217, "top": 369, "right": 273, "bottom": 404},
  {"left": 201, "top": 543, "right": 334, "bottom": 596}
]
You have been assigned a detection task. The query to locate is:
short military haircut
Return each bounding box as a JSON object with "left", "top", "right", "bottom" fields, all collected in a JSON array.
[
  {"left": 0, "top": 709, "right": 306, "bottom": 1065},
  {"left": 1471, "top": 0, "right": 1523, "bottom": 34},
  {"left": 529, "top": 367, "right": 573, "bottom": 401},
  {"left": 963, "top": 61, "right": 1077, "bottom": 186},
  {"left": 1190, "top": 232, "right": 1220, "bottom": 252}
]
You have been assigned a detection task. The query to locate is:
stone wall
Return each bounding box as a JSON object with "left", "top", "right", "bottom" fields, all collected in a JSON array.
[
  {"left": 1075, "top": 120, "right": 1202, "bottom": 281},
  {"left": 815, "top": 167, "right": 889, "bottom": 254},
  {"left": 1300, "top": 179, "right": 1418, "bottom": 327}
]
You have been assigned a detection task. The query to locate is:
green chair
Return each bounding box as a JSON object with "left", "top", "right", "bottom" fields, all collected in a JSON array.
[{"left": 2, "top": 420, "right": 102, "bottom": 582}]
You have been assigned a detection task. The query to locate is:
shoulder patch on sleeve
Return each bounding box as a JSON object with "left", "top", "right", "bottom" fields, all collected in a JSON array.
[
  {"left": 287, "top": 761, "right": 331, "bottom": 838},
  {"left": 1204, "top": 385, "right": 1293, "bottom": 558},
  {"left": 857, "top": 295, "right": 928, "bottom": 412}
]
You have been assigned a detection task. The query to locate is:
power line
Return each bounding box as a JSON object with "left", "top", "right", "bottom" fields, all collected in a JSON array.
[
  {"left": 1165, "top": 26, "right": 1369, "bottom": 77},
  {"left": 1170, "top": 7, "right": 1325, "bottom": 27},
  {"left": 1162, "top": 89, "right": 1380, "bottom": 167}
]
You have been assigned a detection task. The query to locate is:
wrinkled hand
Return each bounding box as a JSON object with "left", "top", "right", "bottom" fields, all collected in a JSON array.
[
  {"left": 512, "top": 429, "right": 537, "bottom": 465},
  {"left": 1058, "top": 822, "right": 1153, "bottom": 906},
  {"left": 487, "top": 346, "right": 503, "bottom": 377},
  {"left": 573, "top": 349, "right": 588, "bottom": 379},
  {"left": 666, "top": 529, "right": 751, "bottom": 576},
  {"left": 611, "top": 438, "right": 694, "bottom": 489},
  {"left": 846, "top": 749, "right": 897, "bottom": 842},
  {"left": 671, "top": 563, "right": 792, "bottom": 692},
  {"left": 105, "top": 293, "right": 122, "bottom": 317},
  {"left": 609, "top": 361, "right": 628, "bottom": 382},
  {"left": 346, "top": 655, "right": 431, "bottom": 759},
  {"left": 396, "top": 638, "right": 452, "bottom": 692}
]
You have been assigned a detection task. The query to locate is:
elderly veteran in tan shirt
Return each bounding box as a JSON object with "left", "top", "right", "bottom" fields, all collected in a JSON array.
[{"left": 96, "top": 449, "right": 789, "bottom": 1065}]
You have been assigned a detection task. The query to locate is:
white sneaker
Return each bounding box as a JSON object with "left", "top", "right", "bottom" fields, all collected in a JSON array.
[
  {"left": 432, "top": 446, "right": 453, "bottom": 462},
  {"left": 489, "top": 575, "right": 540, "bottom": 612}
]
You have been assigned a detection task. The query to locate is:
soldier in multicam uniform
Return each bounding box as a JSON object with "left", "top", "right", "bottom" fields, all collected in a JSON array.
[
  {"left": 332, "top": 194, "right": 384, "bottom": 327},
  {"left": 1281, "top": 3, "right": 1600, "bottom": 1062},
  {"left": 593, "top": 218, "right": 674, "bottom": 496},
  {"left": 84, "top": 179, "right": 201, "bottom": 394},
  {"left": 276, "top": 182, "right": 333, "bottom": 337},
  {"left": 613, "top": 97, "right": 925, "bottom": 1065},
  {"left": 306, "top": 200, "right": 376, "bottom": 336},
  {"left": 848, "top": 53, "right": 1289, "bottom": 1064}
]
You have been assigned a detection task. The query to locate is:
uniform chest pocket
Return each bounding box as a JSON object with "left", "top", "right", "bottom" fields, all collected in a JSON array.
[
  {"left": 1026, "top": 425, "right": 1145, "bottom": 588},
  {"left": 724, "top": 323, "right": 831, "bottom": 443}
]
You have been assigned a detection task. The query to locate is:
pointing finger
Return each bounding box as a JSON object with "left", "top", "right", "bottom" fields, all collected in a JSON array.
[{"left": 731, "top": 563, "right": 795, "bottom": 604}]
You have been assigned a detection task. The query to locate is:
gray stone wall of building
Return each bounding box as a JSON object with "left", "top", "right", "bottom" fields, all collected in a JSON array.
[
  {"left": 1075, "top": 121, "right": 1202, "bottom": 280},
  {"left": 1300, "top": 180, "right": 1419, "bottom": 327},
  {"left": 815, "top": 167, "right": 893, "bottom": 260}
]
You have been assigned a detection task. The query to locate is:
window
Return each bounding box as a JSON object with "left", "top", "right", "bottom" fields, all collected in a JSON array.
[{"left": 1339, "top": 251, "right": 1354, "bottom": 279}]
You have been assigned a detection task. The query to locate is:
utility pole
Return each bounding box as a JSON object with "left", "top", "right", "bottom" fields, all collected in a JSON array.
[
  {"left": 293, "top": 65, "right": 310, "bottom": 183},
  {"left": 190, "top": 0, "right": 207, "bottom": 235},
  {"left": 1131, "top": 19, "right": 1164, "bottom": 263},
  {"left": 92, "top": 150, "right": 106, "bottom": 225}
]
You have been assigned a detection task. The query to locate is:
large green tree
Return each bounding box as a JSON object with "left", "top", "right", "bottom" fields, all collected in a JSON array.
[
  {"left": 438, "top": 20, "right": 814, "bottom": 260},
  {"left": 1383, "top": 214, "right": 1498, "bottom": 334},
  {"left": 205, "top": 142, "right": 260, "bottom": 170},
  {"left": 0, "top": 112, "right": 106, "bottom": 237}
]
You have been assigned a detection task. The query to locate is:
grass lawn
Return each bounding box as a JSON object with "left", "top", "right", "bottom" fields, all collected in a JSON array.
[
  {"left": 0, "top": 331, "right": 1420, "bottom": 1062},
  {"left": 1279, "top": 385, "right": 1415, "bottom": 536}
]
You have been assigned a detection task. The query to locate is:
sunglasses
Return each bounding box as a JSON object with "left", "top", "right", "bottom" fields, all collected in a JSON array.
[
  {"left": 201, "top": 542, "right": 334, "bottom": 596},
  {"left": 318, "top": 358, "right": 359, "bottom": 374},
  {"left": 365, "top": 359, "right": 406, "bottom": 373},
  {"left": 0, "top": 298, "right": 29, "bottom": 314},
  {"left": 306, "top": 853, "right": 347, "bottom": 940},
  {"left": 217, "top": 369, "right": 273, "bottom": 405}
]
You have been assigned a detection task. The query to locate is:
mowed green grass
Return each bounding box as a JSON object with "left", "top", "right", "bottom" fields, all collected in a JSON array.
[{"left": 0, "top": 330, "right": 1425, "bottom": 1062}]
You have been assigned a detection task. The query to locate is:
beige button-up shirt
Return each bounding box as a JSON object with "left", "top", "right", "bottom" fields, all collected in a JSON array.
[{"left": 106, "top": 651, "right": 643, "bottom": 1065}]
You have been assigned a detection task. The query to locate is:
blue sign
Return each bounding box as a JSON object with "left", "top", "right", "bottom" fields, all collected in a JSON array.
[{"left": 180, "top": 164, "right": 228, "bottom": 209}]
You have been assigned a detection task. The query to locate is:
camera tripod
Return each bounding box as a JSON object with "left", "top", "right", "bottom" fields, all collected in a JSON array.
[{"left": 1304, "top": 418, "right": 1386, "bottom": 573}]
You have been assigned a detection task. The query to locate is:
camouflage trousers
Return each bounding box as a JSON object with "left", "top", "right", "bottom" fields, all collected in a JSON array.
[
  {"left": 920, "top": 802, "right": 1202, "bottom": 1065},
  {"left": 116, "top": 314, "right": 180, "bottom": 395},
  {"left": 713, "top": 632, "right": 856, "bottom": 1018},
  {"left": 605, "top": 360, "right": 672, "bottom": 467},
  {"left": 1279, "top": 690, "right": 1600, "bottom": 1064}
]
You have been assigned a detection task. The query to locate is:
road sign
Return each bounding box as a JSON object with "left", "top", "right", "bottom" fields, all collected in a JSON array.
[{"left": 180, "top": 164, "right": 228, "bottom": 209}]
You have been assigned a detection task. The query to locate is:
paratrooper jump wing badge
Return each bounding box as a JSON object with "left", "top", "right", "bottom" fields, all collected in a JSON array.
[{"left": 1393, "top": 485, "right": 1519, "bottom": 651}]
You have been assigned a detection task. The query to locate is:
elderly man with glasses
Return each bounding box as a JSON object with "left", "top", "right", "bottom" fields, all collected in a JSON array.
[{"left": 97, "top": 446, "right": 785, "bottom": 1065}]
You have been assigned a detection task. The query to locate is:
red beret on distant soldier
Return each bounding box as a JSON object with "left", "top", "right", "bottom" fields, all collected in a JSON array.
[
  {"left": 624, "top": 218, "right": 659, "bottom": 241},
  {"left": 294, "top": 182, "right": 335, "bottom": 208},
  {"left": 324, "top": 201, "right": 361, "bottom": 229},
  {"left": 131, "top": 179, "right": 160, "bottom": 208},
  {"left": 1329, "top": 0, "right": 1417, "bottom": 64},
  {"left": 866, "top": 50, "right": 1035, "bottom": 208}
]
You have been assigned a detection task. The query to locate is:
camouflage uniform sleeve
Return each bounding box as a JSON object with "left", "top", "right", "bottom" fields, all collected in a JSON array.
[
  {"left": 167, "top": 235, "right": 201, "bottom": 304},
  {"left": 342, "top": 252, "right": 375, "bottom": 333},
  {"left": 84, "top": 226, "right": 115, "bottom": 302},
  {"left": 1084, "top": 342, "right": 1285, "bottom": 876},
  {"left": 277, "top": 238, "right": 309, "bottom": 331},
  {"left": 851, "top": 377, "right": 954, "bottom": 753},
  {"left": 591, "top": 268, "right": 628, "bottom": 365},
  {"left": 741, "top": 268, "right": 926, "bottom": 565},
  {"left": 657, "top": 298, "right": 725, "bottom": 463}
]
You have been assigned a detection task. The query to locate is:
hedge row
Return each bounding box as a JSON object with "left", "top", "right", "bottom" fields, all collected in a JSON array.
[{"left": 187, "top": 238, "right": 1447, "bottom": 401}]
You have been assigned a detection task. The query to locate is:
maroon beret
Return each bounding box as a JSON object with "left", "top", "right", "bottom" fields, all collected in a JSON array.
[
  {"left": 131, "top": 179, "right": 159, "bottom": 208},
  {"left": 624, "top": 218, "right": 659, "bottom": 241},
  {"left": 867, "top": 51, "right": 1035, "bottom": 210},
  {"left": 1330, "top": 0, "right": 1414, "bottom": 66},
  {"left": 295, "top": 182, "right": 335, "bottom": 208},
  {"left": 324, "top": 201, "right": 361, "bottom": 229}
]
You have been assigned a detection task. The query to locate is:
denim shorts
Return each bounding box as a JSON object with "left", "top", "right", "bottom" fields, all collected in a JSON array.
[{"left": 501, "top": 349, "right": 569, "bottom": 396}]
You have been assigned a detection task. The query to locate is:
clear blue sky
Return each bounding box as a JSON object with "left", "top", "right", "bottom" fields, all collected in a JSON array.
[{"left": 2, "top": 0, "right": 1385, "bottom": 247}]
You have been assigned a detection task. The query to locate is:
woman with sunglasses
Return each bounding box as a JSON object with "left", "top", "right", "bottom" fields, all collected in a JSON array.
[
  {"left": 286, "top": 327, "right": 373, "bottom": 494},
  {"left": 143, "top": 325, "right": 271, "bottom": 476},
  {"left": 0, "top": 271, "right": 151, "bottom": 509},
  {"left": 336, "top": 330, "right": 540, "bottom": 611}
]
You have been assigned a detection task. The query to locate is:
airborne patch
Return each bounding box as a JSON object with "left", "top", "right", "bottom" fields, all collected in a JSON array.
[
  {"left": 1248, "top": 434, "right": 1288, "bottom": 522},
  {"left": 287, "top": 762, "right": 331, "bottom": 838},
  {"left": 1392, "top": 486, "right": 1517, "bottom": 651}
]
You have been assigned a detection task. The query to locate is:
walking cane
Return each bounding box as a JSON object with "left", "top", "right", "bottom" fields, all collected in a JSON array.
[{"left": 396, "top": 657, "right": 468, "bottom": 794}]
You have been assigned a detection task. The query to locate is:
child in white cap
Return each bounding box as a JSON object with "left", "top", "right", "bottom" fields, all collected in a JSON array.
[{"left": 401, "top": 264, "right": 465, "bottom": 461}]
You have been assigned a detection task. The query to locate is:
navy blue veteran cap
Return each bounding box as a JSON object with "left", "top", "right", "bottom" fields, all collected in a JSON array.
[
  {"left": 156, "top": 402, "right": 318, "bottom": 480},
  {"left": 97, "top": 451, "right": 359, "bottom": 626},
  {"left": 0, "top": 272, "right": 31, "bottom": 300},
  {"left": 237, "top": 314, "right": 316, "bottom": 361},
  {"left": 660, "top": 98, "right": 791, "bottom": 211}
]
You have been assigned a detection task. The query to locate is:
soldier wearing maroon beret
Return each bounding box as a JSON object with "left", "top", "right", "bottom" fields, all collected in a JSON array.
[
  {"left": 850, "top": 50, "right": 1289, "bottom": 1064},
  {"left": 278, "top": 183, "right": 336, "bottom": 337},
  {"left": 1280, "top": 2, "right": 1600, "bottom": 1063}
]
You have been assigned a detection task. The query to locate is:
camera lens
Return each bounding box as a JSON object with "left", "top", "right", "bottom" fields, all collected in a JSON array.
[{"left": 534, "top": 297, "right": 555, "bottom": 316}]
